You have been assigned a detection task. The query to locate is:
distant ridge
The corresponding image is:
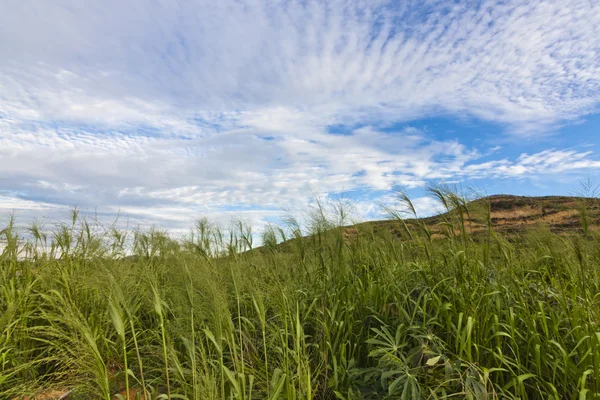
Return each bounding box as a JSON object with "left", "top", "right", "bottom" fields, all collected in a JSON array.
[
  {"left": 251, "top": 195, "right": 600, "bottom": 257},
  {"left": 346, "top": 195, "right": 600, "bottom": 239}
]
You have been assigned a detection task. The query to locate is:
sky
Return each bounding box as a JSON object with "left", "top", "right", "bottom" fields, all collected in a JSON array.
[{"left": 1, "top": 0, "right": 600, "bottom": 234}]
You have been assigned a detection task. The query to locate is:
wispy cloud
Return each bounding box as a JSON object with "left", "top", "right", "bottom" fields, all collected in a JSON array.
[
  {"left": 1, "top": 0, "right": 600, "bottom": 229},
  {"left": 2, "top": 121, "right": 599, "bottom": 229},
  {"left": 2, "top": 0, "right": 599, "bottom": 129}
]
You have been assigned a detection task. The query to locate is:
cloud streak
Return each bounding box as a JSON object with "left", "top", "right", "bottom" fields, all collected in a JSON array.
[
  {"left": 1, "top": 0, "right": 600, "bottom": 229},
  {"left": 2, "top": 0, "right": 599, "bottom": 129},
  {"left": 2, "top": 122, "right": 600, "bottom": 228}
]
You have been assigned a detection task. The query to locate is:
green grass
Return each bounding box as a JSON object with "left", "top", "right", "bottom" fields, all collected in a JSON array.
[{"left": 1, "top": 191, "right": 600, "bottom": 399}]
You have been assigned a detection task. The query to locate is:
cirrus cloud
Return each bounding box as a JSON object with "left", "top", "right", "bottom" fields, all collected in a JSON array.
[{"left": 1, "top": 0, "right": 600, "bottom": 231}]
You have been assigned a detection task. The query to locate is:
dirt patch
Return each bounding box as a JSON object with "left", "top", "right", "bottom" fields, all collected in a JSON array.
[
  {"left": 16, "top": 390, "right": 71, "bottom": 400},
  {"left": 112, "top": 388, "right": 148, "bottom": 399}
]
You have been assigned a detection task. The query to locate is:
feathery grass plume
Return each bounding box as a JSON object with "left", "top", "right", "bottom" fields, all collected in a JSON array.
[{"left": 2, "top": 191, "right": 600, "bottom": 398}]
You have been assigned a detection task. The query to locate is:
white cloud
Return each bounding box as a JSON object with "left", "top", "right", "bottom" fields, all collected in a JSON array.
[
  {"left": 1, "top": 0, "right": 600, "bottom": 232},
  {"left": 2, "top": 119, "right": 599, "bottom": 231},
  {"left": 1, "top": 0, "right": 599, "bottom": 129},
  {"left": 460, "top": 149, "right": 600, "bottom": 178}
]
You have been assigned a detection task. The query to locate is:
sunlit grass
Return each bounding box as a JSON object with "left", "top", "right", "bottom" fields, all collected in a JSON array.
[{"left": 1, "top": 190, "right": 600, "bottom": 399}]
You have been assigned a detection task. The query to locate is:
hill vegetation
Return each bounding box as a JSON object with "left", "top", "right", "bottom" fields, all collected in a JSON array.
[{"left": 1, "top": 190, "right": 600, "bottom": 399}]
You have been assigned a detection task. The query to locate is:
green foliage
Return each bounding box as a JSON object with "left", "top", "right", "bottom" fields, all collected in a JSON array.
[{"left": 1, "top": 193, "right": 600, "bottom": 399}]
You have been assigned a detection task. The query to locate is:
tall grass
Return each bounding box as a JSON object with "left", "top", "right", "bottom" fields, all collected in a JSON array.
[{"left": 1, "top": 192, "right": 600, "bottom": 399}]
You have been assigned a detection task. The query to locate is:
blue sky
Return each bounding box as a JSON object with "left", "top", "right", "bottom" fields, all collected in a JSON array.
[{"left": 1, "top": 0, "right": 600, "bottom": 232}]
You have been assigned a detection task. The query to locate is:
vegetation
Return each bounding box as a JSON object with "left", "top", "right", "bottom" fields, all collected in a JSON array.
[{"left": 1, "top": 189, "right": 600, "bottom": 399}]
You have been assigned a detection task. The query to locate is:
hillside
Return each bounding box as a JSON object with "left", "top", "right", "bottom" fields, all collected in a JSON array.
[{"left": 339, "top": 194, "right": 600, "bottom": 242}]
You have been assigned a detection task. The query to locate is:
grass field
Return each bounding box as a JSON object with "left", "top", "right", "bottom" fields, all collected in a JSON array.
[{"left": 1, "top": 190, "right": 600, "bottom": 399}]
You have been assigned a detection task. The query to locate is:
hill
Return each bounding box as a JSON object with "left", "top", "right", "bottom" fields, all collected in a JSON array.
[
  {"left": 262, "top": 195, "right": 600, "bottom": 255},
  {"left": 341, "top": 194, "right": 600, "bottom": 241}
]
